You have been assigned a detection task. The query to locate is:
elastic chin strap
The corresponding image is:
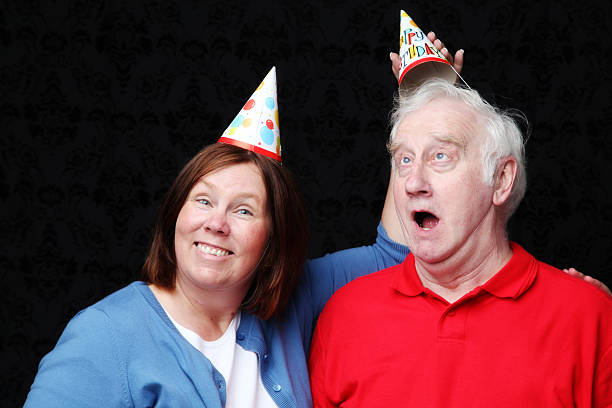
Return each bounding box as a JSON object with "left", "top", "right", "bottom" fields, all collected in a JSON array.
[
  {"left": 392, "top": 175, "right": 411, "bottom": 246},
  {"left": 451, "top": 64, "right": 471, "bottom": 90}
]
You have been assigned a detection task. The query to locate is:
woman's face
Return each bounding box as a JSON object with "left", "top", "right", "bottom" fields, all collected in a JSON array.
[{"left": 174, "top": 162, "right": 270, "bottom": 297}]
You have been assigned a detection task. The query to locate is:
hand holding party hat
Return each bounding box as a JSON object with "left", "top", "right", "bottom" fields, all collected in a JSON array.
[
  {"left": 398, "top": 10, "right": 457, "bottom": 88},
  {"left": 219, "top": 67, "right": 282, "bottom": 161}
]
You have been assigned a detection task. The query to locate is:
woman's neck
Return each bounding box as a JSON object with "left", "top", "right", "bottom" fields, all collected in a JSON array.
[{"left": 150, "top": 282, "right": 242, "bottom": 341}]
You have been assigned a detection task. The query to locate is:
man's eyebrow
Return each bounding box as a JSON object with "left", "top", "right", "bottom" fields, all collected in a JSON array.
[
  {"left": 387, "top": 140, "right": 401, "bottom": 155},
  {"left": 433, "top": 133, "right": 467, "bottom": 149},
  {"left": 387, "top": 135, "right": 465, "bottom": 156}
]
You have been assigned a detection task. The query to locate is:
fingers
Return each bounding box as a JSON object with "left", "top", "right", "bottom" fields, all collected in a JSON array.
[
  {"left": 428, "top": 32, "right": 447, "bottom": 58},
  {"left": 563, "top": 268, "right": 612, "bottom": 296},
  {"left": 453, "top": 49, "right": 464, "bottom": 74},
  {"left": 564, "top": 267, "right": 585, "bottom": 278},
  {"left": 427, "top": 31, "right": 463, "bottom": 74},
  {"left": 427, "top": 31, "right": 437, "bottom": 44},
  {"left": 390, "top": 52, "right": 401, "bottom": 81},
  {"left": 584, "top": 276, "right": 612, "bottom": 296}
]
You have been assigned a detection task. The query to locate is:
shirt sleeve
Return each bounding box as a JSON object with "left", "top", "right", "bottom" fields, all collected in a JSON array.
[
  {"left": 24, "top": 308, "right": 130, "bottom": 408},
  {"left": 302, "top": 222, "right": 408, "bottom": 318}
]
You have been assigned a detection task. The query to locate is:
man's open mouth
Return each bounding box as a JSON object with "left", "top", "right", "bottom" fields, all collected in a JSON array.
[{"left": 414, "top": 211, "right": 439, "bottom": 231}]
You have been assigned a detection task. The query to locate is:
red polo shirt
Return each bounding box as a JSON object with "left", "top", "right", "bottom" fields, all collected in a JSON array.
[{"left": 309, "top": 243, "right": 612, "bottom": 407}]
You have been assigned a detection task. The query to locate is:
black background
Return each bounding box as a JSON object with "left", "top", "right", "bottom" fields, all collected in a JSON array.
[{"left": 3, "top": 1, "right": 612, "bottom": 405}]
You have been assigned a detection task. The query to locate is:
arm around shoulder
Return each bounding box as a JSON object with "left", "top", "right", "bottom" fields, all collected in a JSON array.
[{"left": 380, "top": 171, "right": 406, "bottom": 245}]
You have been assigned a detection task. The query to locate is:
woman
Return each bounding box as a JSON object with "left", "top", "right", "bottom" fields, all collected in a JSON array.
[{"left": 26, "top": 141, "right": 305, "bottom": 406}]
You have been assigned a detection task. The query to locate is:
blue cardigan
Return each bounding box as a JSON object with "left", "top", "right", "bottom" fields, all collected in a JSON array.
[{"left": 25, "top": 224, "right": 408, "bottom": 407}]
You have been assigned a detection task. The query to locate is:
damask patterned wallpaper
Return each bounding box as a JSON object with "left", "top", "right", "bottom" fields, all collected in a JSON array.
[{"left": 3, "top": 0, "right": 612, "bottom": 404}]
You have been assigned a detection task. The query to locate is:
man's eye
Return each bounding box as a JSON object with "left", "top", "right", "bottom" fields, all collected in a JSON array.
[
  {"left": 401, "top": 156, "right": 411, "bottom": 164},
  {"left": 434, "top": 152, "right": 449, "bottom": 161}
]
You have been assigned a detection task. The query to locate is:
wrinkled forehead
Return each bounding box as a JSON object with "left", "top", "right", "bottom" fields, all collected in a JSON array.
[{"left": 392, "top": 98, "right": 484, "bottom": 152}]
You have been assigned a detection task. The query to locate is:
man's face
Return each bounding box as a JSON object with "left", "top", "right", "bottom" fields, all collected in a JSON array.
[{"left": 390, "top": 97, "right": 498, "bottom": 267}]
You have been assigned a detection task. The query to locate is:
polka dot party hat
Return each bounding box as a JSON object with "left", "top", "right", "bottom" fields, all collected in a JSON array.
[
  {"left": 398, "top": 10, "right": 457, "bottom": 88},
  {"left": 218, "top": 66, "right": 281, "bottom": 162}
]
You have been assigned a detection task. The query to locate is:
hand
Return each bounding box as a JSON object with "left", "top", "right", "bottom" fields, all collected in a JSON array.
[
  {"left": 563, "top": 267, "right": 612, "bottom": 296},
  {"left": 390, "top": 31, "right": 464, "bottom": 82}
]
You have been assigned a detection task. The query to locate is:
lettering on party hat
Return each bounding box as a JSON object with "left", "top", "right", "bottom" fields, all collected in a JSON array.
[{"left": 219, "top": 66, "right": 281, "bottom": 161}]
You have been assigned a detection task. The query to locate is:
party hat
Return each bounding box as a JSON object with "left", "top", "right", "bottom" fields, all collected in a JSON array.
[
  {"left": 218, "top": 67, "right": 281, "bottom": 161},
  {"left": 398, "top": 10, "right": 457, "bottom": 88}
]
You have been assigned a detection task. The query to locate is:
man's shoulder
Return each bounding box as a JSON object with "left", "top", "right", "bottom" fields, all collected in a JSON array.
[{"left": 533, "top": 260, "right": 612, "bottom": 309}]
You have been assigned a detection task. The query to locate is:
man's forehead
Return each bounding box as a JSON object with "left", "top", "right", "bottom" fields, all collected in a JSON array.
[{"left": 393, "top": 100, "right": 480, "bottom": 150}]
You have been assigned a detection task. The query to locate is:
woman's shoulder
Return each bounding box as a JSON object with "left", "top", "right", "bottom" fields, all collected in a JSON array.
[
  {"left": 87, "top": 281, "right": 151, "bottom": 312},
  {"left": 54, "top": 281, "right": 165, "bottom": 349}
]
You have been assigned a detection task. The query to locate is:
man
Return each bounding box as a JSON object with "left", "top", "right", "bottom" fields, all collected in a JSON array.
[{"left": 308, "top": 79, "right": 612, "bottom": 407}]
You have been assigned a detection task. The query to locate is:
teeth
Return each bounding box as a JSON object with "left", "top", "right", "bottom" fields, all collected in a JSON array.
[{"left": 197, "top": 244, "right": 229, "bottom": 257}]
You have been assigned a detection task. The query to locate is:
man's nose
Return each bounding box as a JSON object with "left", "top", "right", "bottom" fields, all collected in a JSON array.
[{"left": 403, "top": 162, "right": 431, "bottom": 196}]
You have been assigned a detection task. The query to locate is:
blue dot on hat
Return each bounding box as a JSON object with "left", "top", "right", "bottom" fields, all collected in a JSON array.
[
  {"left": 231, "top": 115, "right": 244, "bottom": 127},
  {"left": 260, "top": 127, "right": 274, "bottom": 145},
  {"left": 265, "top": 97, "right": 275, "bottom": 109}
]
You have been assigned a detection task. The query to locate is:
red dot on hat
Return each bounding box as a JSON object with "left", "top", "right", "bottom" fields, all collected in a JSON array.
[
  {"left": 266, "top": 119, "right": 274, "bottom": 129},
  {"left": 244, "top": 99, "right": 255, "bottom": 110}
]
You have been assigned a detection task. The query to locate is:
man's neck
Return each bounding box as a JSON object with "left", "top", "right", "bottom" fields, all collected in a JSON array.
[{"left": 415, "top": 237, "right": 513, "bottom": 304}]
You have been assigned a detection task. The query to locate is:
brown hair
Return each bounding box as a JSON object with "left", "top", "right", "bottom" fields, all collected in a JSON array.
[{"left": 142, "top": 143, "right": 308, "bottom": 320}]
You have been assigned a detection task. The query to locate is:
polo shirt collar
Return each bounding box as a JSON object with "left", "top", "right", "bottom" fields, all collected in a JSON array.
[
  {"left": 393, "top": 242, "right": 537, "bottom": 300},
  {"left": 481, "top": 242, "right": 537, "bottom": 299},
  {"left": 393, "top": 253, "right": 426, "bottom": 297}
]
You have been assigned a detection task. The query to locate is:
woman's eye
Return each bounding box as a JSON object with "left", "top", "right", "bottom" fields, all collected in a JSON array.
[
  {"left": 400, "top": 156, "right": 411, "bottom": 165},
  {"left": 237, "top": 209, "right": 252, "bottom": 216},
  {"left": 197, "top": 199, "right": 211, "bottom": 206}
]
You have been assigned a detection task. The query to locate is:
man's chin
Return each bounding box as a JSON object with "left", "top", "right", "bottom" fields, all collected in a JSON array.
[
  {"left": 412, "top": 234, "right": 461, "bottom": 261},
  {"left": 411, "top": 247, "right": 448, "bottom": 265}
]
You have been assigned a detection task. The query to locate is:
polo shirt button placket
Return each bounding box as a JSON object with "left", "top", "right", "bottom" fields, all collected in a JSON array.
[{"left": 437, "top": 306, "right": 466, "bottom": 341}]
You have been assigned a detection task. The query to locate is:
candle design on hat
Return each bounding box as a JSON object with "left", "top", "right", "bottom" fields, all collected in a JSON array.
[
  {"left": 218, "top": 66, "right": 282, "bottom": 162},
  {"left": 398, "top": 10, "right": 457, "bottom": 88}
]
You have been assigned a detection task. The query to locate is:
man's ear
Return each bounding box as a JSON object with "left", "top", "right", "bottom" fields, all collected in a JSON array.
[{"left": 493, "top": 157, "right": 517, "bottom": 206}]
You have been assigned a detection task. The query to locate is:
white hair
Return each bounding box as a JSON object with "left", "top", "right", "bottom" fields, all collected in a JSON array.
[{"left": 388, "top": 79, "right": 527, "bottom": 221}]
